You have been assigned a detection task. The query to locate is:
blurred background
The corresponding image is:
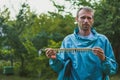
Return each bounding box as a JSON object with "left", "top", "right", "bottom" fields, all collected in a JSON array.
[{"left": 0, "top": 0, "right": 120, "bottom": 80}]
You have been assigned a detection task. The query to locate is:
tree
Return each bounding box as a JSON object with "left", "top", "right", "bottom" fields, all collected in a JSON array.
[{"left": 94, "top": 0, "right": 120, "bottom": 69}]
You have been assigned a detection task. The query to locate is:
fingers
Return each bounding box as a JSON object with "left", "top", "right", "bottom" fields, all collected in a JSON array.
[
  {"left": 45, "top": 48, "right": 56, "bottom": 59},
  {"left": 92, "top": 47, "right": 105, "bottom": 61},
  {"left": 92, "top": 47, "right": 103, "bottom": 55}
]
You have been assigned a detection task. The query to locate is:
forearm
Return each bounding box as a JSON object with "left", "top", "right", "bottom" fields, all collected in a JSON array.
[
  {"left": 101, "top": 56, "right": 118, "bottom": 75},
  {"left": 49, "top": 58, "right": 64, "bottom": 73}
]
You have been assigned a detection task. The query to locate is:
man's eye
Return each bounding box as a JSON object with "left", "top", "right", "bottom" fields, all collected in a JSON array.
[
  {"left": 80, "top": 17, "right": 86, "bottom": 19},
  {"left": 80, "top": 16, "right": 92, "bottom": 20},
  {"left": 87, "top": 17, "right": 92, "bottom": 20}
]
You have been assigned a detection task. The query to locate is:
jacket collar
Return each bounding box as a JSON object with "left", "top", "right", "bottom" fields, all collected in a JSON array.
[{"left": 74, "top": 27, "right": 98, "bottom": 41}]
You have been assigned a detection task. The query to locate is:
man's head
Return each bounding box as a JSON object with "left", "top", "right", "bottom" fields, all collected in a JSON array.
[{"left": 76, "top": 6, "right": 94, "bottom": 31}]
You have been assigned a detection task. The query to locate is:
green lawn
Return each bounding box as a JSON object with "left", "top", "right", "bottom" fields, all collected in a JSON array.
[{"left": 0, "top": 74, "right": 119, "bottom": 80}]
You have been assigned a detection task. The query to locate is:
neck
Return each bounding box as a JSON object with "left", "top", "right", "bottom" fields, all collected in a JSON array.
[{"left": 79, "top": 29, "right": 91, "bottom": 36}]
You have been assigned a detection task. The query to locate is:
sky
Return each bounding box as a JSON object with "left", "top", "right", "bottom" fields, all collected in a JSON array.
[{"left": 0, "top": 0, "right": 76, "bottom": 19}]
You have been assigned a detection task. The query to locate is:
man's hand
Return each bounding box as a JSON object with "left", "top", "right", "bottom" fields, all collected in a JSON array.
[
  {"left": 45, "top": 48, "right": 57, "bottom": 59},
  {"left": 92, "top": 47, "right": 106, "bottom": 61}
]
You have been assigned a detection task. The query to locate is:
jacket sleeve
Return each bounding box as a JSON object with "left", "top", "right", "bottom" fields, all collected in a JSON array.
[
  {"left": 49, "top": 38, "right": 69, "bottom": 73},
  {"left": 49, "top": 58, "right": 64, "bottom": 73},
  {"left": 101, "top": 38, "right": 118, "bottom": 75}
]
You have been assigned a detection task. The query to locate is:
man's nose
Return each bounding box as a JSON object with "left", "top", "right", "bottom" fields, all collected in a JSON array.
[{"left": 84, "top": 18, "right": 89, "bottom": 22}]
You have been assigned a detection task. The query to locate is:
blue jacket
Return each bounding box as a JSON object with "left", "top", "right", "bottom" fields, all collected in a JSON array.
[{"left": 49, "top": 27, "right": 118, "bottom": 80}]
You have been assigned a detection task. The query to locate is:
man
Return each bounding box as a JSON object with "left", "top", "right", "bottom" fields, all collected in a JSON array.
[{"left": 45, "top": 6, "right": 118, "bottom": 80}]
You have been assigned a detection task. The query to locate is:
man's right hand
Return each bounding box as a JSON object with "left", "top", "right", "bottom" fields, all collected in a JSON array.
[{"left": 45, "top": 48, "right": 57, "bottom": 59}]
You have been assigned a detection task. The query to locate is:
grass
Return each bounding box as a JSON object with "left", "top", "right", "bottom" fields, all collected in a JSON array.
[
  {"left": 0, "top": 74, "right": 30, "bottom": 80},
  {"left": 0, "top": 74, "right": 56, "bottom": 80},
  {"left": 110, "top": 73, "right": 120, "bottom": 80},
  {"left": 0, "top": 73, "right": 119, "bottom": 80}
]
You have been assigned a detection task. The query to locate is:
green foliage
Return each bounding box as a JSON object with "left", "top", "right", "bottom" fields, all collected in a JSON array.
[
  {"left": 47, "top": 40, "right": 61, "bottom": 48},
  {"left": 0, "top": 49, "right": 14, "bottom": 60},
  {"left": 93, "top": 0, "right": 120, "bottom": 68}
]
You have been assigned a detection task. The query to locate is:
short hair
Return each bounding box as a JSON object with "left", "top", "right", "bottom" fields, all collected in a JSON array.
[{"left": 76, "top": 6, "right": 95, "bottom": 18}]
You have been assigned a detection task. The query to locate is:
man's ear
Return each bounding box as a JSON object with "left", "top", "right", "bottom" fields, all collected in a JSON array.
[
  {"left": 92, "top": 18, "right": 94, "bottom": 24},
  {"left": 75, "top": 17, "right": 78, "bottom": 22}
]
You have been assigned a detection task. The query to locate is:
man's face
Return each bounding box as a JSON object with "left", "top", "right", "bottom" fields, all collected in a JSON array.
[{"left": 76, "top": 9, "right": 94, "bottom": 31}]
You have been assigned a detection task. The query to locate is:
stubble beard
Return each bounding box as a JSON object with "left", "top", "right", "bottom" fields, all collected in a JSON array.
[{"left": 79, "top": 25, "right": 90, "bottom": 32}]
